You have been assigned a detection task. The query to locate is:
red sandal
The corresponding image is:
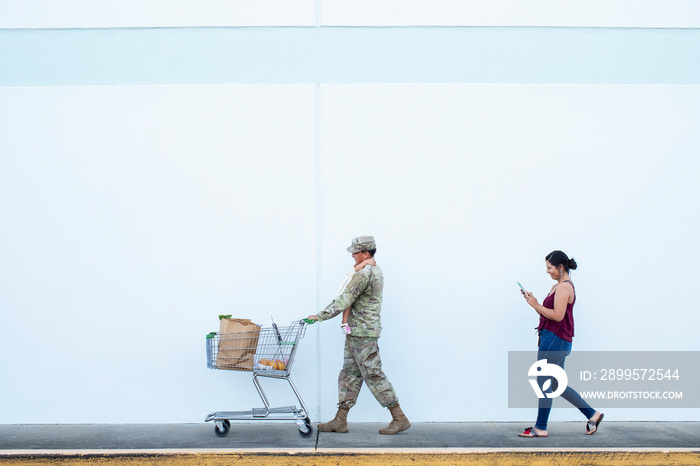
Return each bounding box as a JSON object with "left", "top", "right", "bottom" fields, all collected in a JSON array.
[{"left": 518, "top": 427, "right": 548, "bottom": 437}]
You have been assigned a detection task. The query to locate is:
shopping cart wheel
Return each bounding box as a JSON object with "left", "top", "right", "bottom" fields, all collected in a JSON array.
[
  {"left": 298, "top": 417, "right": 313, "bottom": 438},
  {"left": 214, "top": 419, "right": 231, "bottom": 437}
]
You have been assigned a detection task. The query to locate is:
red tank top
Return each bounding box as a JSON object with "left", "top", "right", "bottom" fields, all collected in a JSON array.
[{"left": 537, "top": 280, "right": 575, "bottom": 342}]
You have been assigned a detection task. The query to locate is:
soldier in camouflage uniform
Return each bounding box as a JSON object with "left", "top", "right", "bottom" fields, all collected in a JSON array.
[{"left": 308, "top": 236, "right": 411, "bottom": 435}]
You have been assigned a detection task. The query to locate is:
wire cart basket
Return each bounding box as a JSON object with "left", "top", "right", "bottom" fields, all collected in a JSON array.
[{"left": 205, "top": 319, "right": 312, "bottom": 438}]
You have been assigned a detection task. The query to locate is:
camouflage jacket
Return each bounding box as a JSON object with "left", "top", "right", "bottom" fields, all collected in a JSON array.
[{"left": 317, "top": 265, "right": 384, "bottom": 337}]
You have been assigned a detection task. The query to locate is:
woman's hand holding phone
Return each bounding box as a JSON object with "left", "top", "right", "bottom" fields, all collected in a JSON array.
[
  {"left": 518, "top": 282, "right": 537, "bottom": 307},
  {"left": 517, "top": 282, "right": 527, "bottom": 296}
]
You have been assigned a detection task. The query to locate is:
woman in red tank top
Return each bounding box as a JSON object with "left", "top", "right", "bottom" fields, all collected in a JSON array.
[{"left": 517, "top": 251, "right": 604, "bottom": 438}]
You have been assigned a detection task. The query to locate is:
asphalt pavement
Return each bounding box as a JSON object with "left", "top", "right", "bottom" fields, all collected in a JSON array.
[{"left": 1, "top": 422, "right": 699, "bottom": 454}]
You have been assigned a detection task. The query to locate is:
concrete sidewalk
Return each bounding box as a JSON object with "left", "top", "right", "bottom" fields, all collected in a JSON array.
[{"left": 1, "top": 422, "right": 699, "bottom": 454}]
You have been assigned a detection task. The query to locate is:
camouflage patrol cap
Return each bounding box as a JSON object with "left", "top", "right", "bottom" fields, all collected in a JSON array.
[{"left": 347, "top": 235, "right": 377, "bottom": 253}]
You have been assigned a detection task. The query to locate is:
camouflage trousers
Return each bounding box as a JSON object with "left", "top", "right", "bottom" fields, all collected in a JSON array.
[{"left": 337, "top": 336, "right": 398, "bottom": 409}]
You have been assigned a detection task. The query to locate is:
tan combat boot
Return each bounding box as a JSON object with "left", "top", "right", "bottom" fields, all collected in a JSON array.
[
  {"left": 379, "top": 403, "right": 411, "bottom": 435},
  {"left": 317, "top": 407, "right": 350, "bottom": 433}
]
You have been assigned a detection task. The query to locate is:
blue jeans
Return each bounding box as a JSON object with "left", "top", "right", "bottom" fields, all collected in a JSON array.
[{"left": 535, "top": 329, "right": 596, "bottom": 430}]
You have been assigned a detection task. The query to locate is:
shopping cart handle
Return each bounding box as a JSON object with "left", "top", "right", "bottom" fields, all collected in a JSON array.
[{"left": 302, "top": 318, "right": 316, "bottom": 325}]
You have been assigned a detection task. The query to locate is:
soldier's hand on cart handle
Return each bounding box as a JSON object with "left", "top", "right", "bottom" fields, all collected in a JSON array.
[{"left": 305, "top": 315, "right": 318, "bottom": 323}]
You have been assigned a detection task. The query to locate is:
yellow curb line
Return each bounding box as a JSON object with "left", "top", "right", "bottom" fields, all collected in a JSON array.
[{"left": 2, "top": 448, "right": 700, "bottom": 455}]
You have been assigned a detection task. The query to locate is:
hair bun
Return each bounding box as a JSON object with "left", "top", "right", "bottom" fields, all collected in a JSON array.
[{"left": 568, "top": 258, "right": 578, "bottom": 270}]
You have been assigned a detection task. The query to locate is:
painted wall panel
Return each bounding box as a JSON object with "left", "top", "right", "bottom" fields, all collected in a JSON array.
[
  {"left": 0, "top": 0, "right": 316, "bottom": 28},
  {"left": 3, "top": 0, "right": 699, "bottom": 29},
  {"left": 0, "top": 28, "right": 319, "bottom": 86},
  {"left": 317, "top": 84, "right": 700, "bottom": 422},
  {"left": 0, "top": 84, "right": 318, "bottom": 423},
  {"left": 322, "top": 0, "right": 700, "bottom": 28},
  {"left": 2, "top": 28, "right": 699, "bottom": 87},
  {"left": 1, "top": 83, "right": 698, "bottom": 423}
]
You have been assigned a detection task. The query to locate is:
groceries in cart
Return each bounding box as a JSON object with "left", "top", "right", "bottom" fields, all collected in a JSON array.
[
  {"left": 257, "top": 358, "right": 286, "bottom": 371},
  {"left": 215, "top": 316, "right": 261, "bottom": 371},
  {"left": 204, "top": 316, "right": 314, "bottom": 438},
  {"left": 211, "top": 315, "right": 312, "bottom": 373}
]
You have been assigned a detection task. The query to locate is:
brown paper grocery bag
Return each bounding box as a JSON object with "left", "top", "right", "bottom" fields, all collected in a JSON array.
[{"left": 216, "top": 318, "right": 261, "bottom": 371}]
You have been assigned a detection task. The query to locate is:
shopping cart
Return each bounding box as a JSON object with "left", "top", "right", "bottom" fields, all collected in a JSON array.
[{"left": 205, "top": 319, "right": 313, "bottom": 438}]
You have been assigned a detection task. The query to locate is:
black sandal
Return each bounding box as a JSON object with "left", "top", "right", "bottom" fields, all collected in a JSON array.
[{"left": 586, "top": 413, "right": 604, "bottom": 435}]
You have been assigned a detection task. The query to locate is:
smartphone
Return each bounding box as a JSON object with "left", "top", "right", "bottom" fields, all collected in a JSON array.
[{"left": 517, "top": 282, "right": 525, "bottom": 292}]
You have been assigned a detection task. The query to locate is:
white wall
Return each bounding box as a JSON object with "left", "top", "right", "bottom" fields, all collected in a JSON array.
[
  {"left": 316, "top": 84, "right": 700, "bottom": 422},
  {"left": 2, "top": 0, "right": 698, "bottom": 424},
  {"left": 322, "top": 0, "right": 700, "bottom": 28},
  {"left": 0, "top": 85, "right": 319, "bottom": 423},
  {"left": 0, "top": 0, "right": 316, "bottom": 28},
  {"left": 2, "top": 0, "right": 700, "bottom": 28},
  {"left": 1, "top": 84, "right": 698, "bottom": 423}
]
